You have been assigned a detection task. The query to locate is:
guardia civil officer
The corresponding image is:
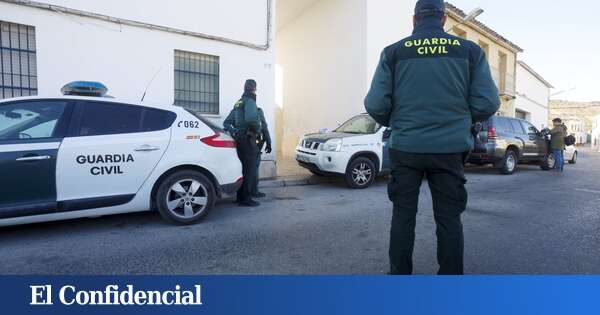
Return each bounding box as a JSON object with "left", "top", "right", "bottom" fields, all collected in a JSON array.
[
  {"left": 365, "top": 0, "right": 500, "bottom": 275},
  {"left": 251, "top": 107, "right": 272, "bottom": 198},
  {"left": 224, "top": 80, "right": 262, "bottom": 207}
]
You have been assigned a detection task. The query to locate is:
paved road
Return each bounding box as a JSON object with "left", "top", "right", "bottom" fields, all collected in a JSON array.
[{"left": 1, "top": 150, "right": 599, "bottom": 275}]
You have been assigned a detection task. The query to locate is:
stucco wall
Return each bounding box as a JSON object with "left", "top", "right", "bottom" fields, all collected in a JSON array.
[
  {"left": 275, "top": 0, "right": 367, "bottom": 158},
  {"left": 515, "top": 63, "right": 550, "bottom": 129},
  {"left": 592, "top": 116, "right": 600, "bottom": 151}
]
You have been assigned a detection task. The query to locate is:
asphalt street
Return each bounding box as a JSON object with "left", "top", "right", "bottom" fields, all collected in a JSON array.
[{"left": 1, "top": 150, "right": 599, "bottom": 275}]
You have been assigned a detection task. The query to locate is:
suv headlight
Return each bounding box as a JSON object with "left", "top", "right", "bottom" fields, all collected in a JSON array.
[{"left": 321, "top": 139, "right": 343, "bottom": 152}]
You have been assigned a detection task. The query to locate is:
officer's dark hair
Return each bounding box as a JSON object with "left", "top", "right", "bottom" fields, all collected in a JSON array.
[
  {"left": 244, "top": 79, "right": 257, "bottom": 92},
  {"left": 553, "top": 118, "right": 563, "bottom": 124}
]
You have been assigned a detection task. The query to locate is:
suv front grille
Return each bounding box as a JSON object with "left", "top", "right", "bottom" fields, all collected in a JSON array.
[{"left": 302, "top": 140, "right": 321, "bottom": 150}]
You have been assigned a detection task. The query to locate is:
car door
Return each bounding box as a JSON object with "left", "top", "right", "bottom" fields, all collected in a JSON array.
[
  {"left": 520, "top": 121, "right": 546, "bottom": 158},
  {"left": 56, "top": 101, "right": 174, "bottom": 208},
  {"left": 0, "top": 99, "right": 73, "bottom": 218},
  {"left": 509, "top": 119, "right": 534, "bottom": 159}
]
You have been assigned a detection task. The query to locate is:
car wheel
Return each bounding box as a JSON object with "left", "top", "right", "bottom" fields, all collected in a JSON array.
[
  {"left": 345, "top": 157, "right": 376, "bottom": 189},
  {"left": 499, "top": 150, "right": 518, "bottom": 175},
  {"left": 156, "top": 170, "right": 216, "bottom": 225},
  {"left": 569, "top": 152, "right": 578, "bottom": 164},
  {"left": 541, "top": 152, "right": 556, "bottom": 171}
]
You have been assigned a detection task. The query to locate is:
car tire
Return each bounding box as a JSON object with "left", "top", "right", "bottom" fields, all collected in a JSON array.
[
  {"left": 569, "top": 152, "right": 578, "bottom": 164},
  {"left": 541, "top": 152, "right": 555, "bottom": 171},
  {"left": 156, "top": 170, "right": 216, "bottom": 225},
  {"left": 345, "top": 157, "right": 376, "bottom": 189},
  {"left": 499, "top": 150, "right": 518, "bottom": 175}
]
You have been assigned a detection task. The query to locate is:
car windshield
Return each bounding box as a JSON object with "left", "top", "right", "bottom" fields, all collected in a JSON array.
[{"left": 335, "top": 115, "right": 379, "bottom": 134}]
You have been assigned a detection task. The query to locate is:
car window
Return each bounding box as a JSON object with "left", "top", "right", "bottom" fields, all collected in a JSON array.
[
  {"left": 335, "top": 115, "right": 378, "bottom": 134},
  {"left": 141, "top": 108, "right": 176, "bottom": 132},
  {"left": 521, "top": 121, "right": 539, "bottom": 135},
  {"left": 0, "top": 101, "right": 67, "bottom": 141},
  {"left": 495, "top": 118, "right": 514, "bottom": 133},
  {"left": 510, "top": 120, "right": 526, "bottom": 134},
  {"left": 78, "top": 101, "right": 144, "bottom": 136}
]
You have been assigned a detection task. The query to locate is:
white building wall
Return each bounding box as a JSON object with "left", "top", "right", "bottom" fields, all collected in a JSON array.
[
  {"left": 515, "top": 63, "right": 550, "bottom": 130},
  {"left": 276, "top": 0, "right": 367, "bottom": 158},
  {"left": 0, "top": 0, "right": 277, "bottom": 173},
  {"left": 366, "top": 0, "right": 413, "bottom": 86}
]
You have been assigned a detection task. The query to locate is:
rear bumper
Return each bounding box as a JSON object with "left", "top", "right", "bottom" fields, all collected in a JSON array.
[
  {"left": 468, "top": 143, "right": 504, "bottom": 164},
  {"left": 220, "top": 178, "right": 243, "bottom": 196}
]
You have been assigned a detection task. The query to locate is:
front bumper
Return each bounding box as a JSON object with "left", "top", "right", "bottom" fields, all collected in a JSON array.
[{"left": 295, "top": 146, "right": 349, "bottom": 174}]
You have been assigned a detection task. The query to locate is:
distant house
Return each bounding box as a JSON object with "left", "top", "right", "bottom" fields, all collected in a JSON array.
[
  {"left": 564, "top": 117, "right": 587, "bottom": 145},
  {"left": 514, "top": 61, "right": 552, "bottom": 130}
]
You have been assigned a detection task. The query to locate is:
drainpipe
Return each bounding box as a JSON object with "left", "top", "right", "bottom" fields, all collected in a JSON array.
[{"left": 0, "top": 0, "right": 273, "bottom": 51}]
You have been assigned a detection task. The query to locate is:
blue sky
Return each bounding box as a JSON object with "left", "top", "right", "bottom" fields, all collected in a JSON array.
[{"left": 448, "top": 0, "right": 599, "bottom": 102}]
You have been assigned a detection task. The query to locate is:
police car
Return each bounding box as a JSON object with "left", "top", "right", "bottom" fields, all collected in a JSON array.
[
  {"left": 0, "top": 82, "right": 242, "bottom": 226},
  {"left": 296, "top": 113, "right": 391, "bottom": 189}
]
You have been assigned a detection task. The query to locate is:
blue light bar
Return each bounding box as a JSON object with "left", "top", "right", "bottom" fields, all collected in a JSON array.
[{"left": 61, "top": 81, "right": 108, "bottom": 97}]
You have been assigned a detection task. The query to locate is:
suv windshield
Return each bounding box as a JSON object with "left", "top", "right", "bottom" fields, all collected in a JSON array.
[{"left": 335, "top": 115, "right": 379, "bottom": 134}]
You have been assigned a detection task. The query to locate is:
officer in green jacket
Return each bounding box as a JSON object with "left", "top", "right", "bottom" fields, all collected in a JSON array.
[
  {"left": 223, "top": 79, "right": 262, "bottom": 207},
  {"left": 251, "top": 107, "right": 272, "bottom": 198},
  {"left": 365, "top": 0, "right": 500, "bottom": 275}
]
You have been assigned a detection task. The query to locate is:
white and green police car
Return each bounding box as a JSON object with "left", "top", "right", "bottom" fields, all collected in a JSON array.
[
  {"left": 296, "top": 113, "right": 391, "bottom": 189},
  {"left": 0, "top": 82, "right": 242, "bottom": 226}
]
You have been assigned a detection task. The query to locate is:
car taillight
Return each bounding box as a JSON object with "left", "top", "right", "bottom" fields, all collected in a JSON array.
[
  {"left": 201, "top": 132, "right": 236, "bottom": 148},
  {"left": 487, "top": 127, "right": 498, "bottom": 140}
]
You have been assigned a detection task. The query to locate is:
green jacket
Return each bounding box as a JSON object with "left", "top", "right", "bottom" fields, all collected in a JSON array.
[
  {"left": 223, "top": 95, "right": 260, "bottom": 135},
  {"left": 257, "top": 108, "right": 271, "bottom": 145},
  {"left": 550, "top": 125, "right": 567, "bottom": 150},
  {"left": 365, "top": 19, "right": 500, "bottom": 154}
]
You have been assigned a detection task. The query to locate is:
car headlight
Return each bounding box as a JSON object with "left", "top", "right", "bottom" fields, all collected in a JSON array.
[{"left": 321, "top": 139, "right": 343, "bottom": 152}]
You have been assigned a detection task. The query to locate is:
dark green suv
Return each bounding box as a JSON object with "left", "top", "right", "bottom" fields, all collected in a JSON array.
[{"left": 467, "top": 116, "right": 554, "bottom": 175}]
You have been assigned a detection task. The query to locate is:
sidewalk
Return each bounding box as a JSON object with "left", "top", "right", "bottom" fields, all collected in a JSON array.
[{"left": 258, "top": 155, "right": 342, "bottom": 188}]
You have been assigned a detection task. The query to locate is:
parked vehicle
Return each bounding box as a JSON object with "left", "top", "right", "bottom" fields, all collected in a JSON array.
[
  {"left": 468, "top": 116, "right": 556, "bottom": 174},
  {"left": 0, "top": 82, "right": 242, "bottom": 227},
  {"left": 296, "top": 114, "right": 391, "bottom": 189}
]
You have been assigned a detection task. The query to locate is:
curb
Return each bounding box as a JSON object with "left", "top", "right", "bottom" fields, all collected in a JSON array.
[{"left": 259, "top": 175, "right": 343, "bottom": 189}]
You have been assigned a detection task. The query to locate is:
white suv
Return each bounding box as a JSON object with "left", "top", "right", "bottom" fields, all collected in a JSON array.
[
  {"left": 296, "top": 114, "right": 391, "bottom": 189},
  {"left": 0, "top": 93, "right": 242, "bottom": 226}
]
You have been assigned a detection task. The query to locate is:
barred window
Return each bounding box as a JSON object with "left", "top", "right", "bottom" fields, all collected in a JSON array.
[
  {"left": 174, "top": 50, "right": 219, "bottom": 115},
  {"left": 0, "top": 21, "right": 37, "bottom": 99}
]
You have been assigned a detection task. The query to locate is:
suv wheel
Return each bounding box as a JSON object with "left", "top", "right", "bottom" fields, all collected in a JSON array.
[
  {"left": 345, "top": 157, "right": 376, "bottom": 189},
  {"left": 156, "top": 170, "right": 216, "bottom": 225},
  {"left": 541, "top": 152, "right": 556, "bottom": 171},
  {"left": 569, "top": 152, "right": 578, "bottom": 164},
  {"left": 500, "top": 150, "right": 518, "bottom": 175}
]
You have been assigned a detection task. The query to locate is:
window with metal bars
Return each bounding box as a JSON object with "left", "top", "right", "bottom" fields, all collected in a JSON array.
[
  {"left": 174, "top": 50, "right": 219, "bottom": 115},
  {"left": 0, "top": 21, "right": 37, "bottom": 100}
]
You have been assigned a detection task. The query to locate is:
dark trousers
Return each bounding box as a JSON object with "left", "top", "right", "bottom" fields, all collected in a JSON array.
[
  {"left": 388, "top": 149, "right": 467, "bottom": 275},
  {"left": 235, "top": 134, "right": 258, "bottom": 202},
  {"left": 252, "top": 150, "right": 262, "bottom": 195}
]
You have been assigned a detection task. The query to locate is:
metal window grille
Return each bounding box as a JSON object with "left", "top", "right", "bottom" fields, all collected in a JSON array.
[
  {"left": 174, "top": 50, "right": 219, "bottom": 115},
  {"left": 0, "top": 21, "right": 37, "bottom": 99}
]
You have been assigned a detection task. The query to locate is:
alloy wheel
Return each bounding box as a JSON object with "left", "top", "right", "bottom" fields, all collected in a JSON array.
[
  {"left": 352, "top": 162, "right": 373, "bottom": 186},
  {"left": 166, "top": 179, "right": 208, "bottom": 219}
]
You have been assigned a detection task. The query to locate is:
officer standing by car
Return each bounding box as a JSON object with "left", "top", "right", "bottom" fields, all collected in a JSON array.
[
  {"left": 251, "top": 107, "right": 272, "bottom": 198},
  {"left": 365, "top": 0, "right": 500, "bottom": 275},
  {"left": 550, "top": 118, "right": 567, "bottom": 172},
  {"left": 224, "top": 79, "right": 262, "bottom": 207}
]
